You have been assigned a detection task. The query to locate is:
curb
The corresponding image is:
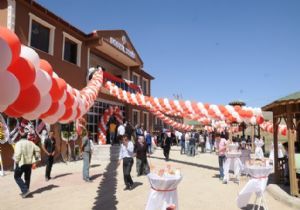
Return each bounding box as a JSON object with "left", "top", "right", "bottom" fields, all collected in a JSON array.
[{"left": 267, "top": 184, "right": 300, "bottom": 210}]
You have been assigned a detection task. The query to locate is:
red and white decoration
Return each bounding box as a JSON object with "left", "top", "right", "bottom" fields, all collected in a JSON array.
[
  {"left": 260, "top": 122, "right": 287, "bottom": 136},
  {"left": 98, "top": 106, "right": 123, "bottom": 144},
  {"left": 0, "top": 27, "right": 103, "bottom": 124},
  {"left": 104, "top": 82, "right": 264, "bottom": 126}
]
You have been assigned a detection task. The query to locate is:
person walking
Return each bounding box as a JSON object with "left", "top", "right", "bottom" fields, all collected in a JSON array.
[
  {"left": 215, "top": 133, "right": 228, "bottom": 183},
  {"left": 189, "top": 132, "right": 196, "bottom": 157},
  {"left": 14, "top": 131, "right": 41, "bottom": 198},
  {"left": 125, "top": 121, "right": 134, "bottom": 140},
  {"left": 163, "top": 131, "right": 172, "bottom": 161},
  {"left": 118, "top": 135, "right": 134, "bottom": 190},
  {"left": 42, "top": 131, "right": 56, "bottom": 181},
  {"left": 134, "top": 136, "right": 150, "bottom": 176},
  {"left": 81, "top": 130, "right": 92, "bottom": 182},
  {"left": 180, "top": 132, "right": 185, "bottom": 154},
  {"left": 145, "top": 131, "right": 152, "bottom": 154},
  {"left": 117, "top": 120, "right": 126, "bottom": 144},
  {"left": 185, "top": 132, "right": 190, "bottom": 155},
  {"left": 109, "top": 117, "right": 117, "bottom": 145}
]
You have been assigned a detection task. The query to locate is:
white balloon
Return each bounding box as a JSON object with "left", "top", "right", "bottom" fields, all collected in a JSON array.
[
  {"left": 0, "top": 105, "right": 8, "bottom": 112},
  {"left": 59, "top": 90, "right": 67, "bottom": 104},
  {"left": 20, "top": 45, "right": 40, "bottom": 70},
  {"left": 0, "top": 39, "right": 12, "bottom": 71},
  {"left": 34, "top": 69, "right": 52, "bottom": 96},
  {"left": 0, "top": 71, "right": 20, "bottom": 106},
  {"left": 43, "top": 103, "right": 65, "bottom": 124}
]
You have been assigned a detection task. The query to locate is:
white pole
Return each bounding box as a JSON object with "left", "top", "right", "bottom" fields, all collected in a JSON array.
[{"left": 0, "top": 149, "right": 4, "bottom": 176}]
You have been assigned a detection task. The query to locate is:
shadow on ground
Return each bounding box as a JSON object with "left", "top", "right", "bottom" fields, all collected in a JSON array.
[
  {"left": 90, "top": 173, "right": 103, "bottom": 181},
  {"left": 54, "top": 173, "right": 73, "bottom": 179},
  {"left": 29, "top": 184, "right": 59, "bottom": 197},
  {"left": 241, "top": 204, "right": 265, "bottom": 210},
  {"left": 90, "top": 164, "right": 101, "bottom": 168},
  {"left": 132, "top": 181, "right": 143, "bottom": 190},
  {"left": 92, "top": 146, "right": 119, "bottom": 210},
  {"left": 150, "top": 156, "right": 219, "bottom": 171}
]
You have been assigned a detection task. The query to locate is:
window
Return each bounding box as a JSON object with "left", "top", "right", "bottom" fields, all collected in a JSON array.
[
  {"left": 28, "top": 13, "right": 55, "bottom": 55},
  {"left": 64, "top": 38, "right": 77, "bottom": 64},
  {"left": 143, "top": 112, "right": 149, "bottom": 131},
  {"left": 142, "top": 78, "right": 148, "bottom": 95},
  {"left": 132, "top": 109, "right": 140, "bottom": 127},
  {"left": 62, "top": 32, "right": 82, "bottom": 66},
  {"left": 132, "top": 72, "right": 139, "bottom": 85}
]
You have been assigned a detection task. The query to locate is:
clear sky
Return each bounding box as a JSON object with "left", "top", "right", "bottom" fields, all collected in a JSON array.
[{"left": 37, "top": 0, "right": 300, "bottom": 107}]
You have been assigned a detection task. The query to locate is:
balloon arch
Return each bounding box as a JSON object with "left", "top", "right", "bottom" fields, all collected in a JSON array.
[
  {"left": 0, "top": 27, "right": 285, "bottom": 144},
  {"left": 98, "top": 106, "right": 123, "bottom": 144}
]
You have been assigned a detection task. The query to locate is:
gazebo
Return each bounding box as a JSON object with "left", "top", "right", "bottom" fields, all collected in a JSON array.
[{"left": 262, "top": 91, "right": 300, "bottom": 196}]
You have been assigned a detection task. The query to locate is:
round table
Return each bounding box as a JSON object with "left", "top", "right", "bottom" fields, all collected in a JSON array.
[
  {"left": 145, "top": 173, "right": 182, "bottom": 210},
  {"left": 237, "top": 164, "right": 273, "bottom": 210},
  {"left": 224, "top": 152, "right": 242, "bottom": 182}
]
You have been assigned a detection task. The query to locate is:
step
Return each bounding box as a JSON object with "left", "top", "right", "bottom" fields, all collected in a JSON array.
[{"left": 92, "top": 144, "right": 120, "bottom": 162}]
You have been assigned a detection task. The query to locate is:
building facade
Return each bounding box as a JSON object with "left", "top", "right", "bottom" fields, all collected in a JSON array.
[{"left": 0, "top": 0, "right": 154, "bottom": 169}]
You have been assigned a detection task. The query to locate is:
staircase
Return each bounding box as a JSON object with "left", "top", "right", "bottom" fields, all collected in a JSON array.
[{"left": 92, "top": 144, "right": 120, "bottom": 162}]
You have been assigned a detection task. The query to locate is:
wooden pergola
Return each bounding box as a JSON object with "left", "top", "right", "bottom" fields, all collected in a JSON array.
[{"left": 262, "top": 92, "right": 300, "bottom": 196}]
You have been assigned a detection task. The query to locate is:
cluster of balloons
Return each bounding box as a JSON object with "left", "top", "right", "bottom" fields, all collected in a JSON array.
[
  {"left": 0, "top": 27, "right": 103, "bottom": 124},
  {"left": 105, "top": 81, "right": 265, "bottom": 126}
]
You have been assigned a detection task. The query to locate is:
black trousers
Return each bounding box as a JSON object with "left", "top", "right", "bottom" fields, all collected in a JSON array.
[
  {"left": 163, "top": 147, "right": 170, "bottom": 160},
  {"left": 46, "top": 155, "right": 54, "bottom": 179},
  {"left": 123, "top": 157, "right": 134, "bottom": 187},
  {"left": 14, "top": 164, "right": 32, "bottom": 193}
]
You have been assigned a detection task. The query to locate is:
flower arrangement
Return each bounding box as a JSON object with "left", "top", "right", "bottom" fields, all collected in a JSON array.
[{"left": 151, "top": 164, "right": 181, "bottom": 177}]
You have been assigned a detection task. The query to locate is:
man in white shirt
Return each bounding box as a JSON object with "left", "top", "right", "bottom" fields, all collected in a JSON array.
[
  {"left": 14, "top": 131, "right": 41, "bottom": 198},
  {"left": 118, "top": 134, "right": 134, "bottom": 190},
  {"left": 117, "top": 122, "right": 125, "bottom": 144}
]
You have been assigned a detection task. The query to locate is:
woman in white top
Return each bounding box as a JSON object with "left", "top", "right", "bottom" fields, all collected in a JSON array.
[{"left": 254, "top": 137, "right": 264, "bottom": 159}]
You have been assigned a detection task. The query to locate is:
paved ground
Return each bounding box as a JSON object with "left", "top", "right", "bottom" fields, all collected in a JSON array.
[{"left": 0, "top": 146, "right": 297, "bottom": 210}]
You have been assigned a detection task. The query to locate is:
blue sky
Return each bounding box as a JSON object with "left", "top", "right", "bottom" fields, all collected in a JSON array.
[{"left": 38, "top": 0, "right": 300, "bottom": 107}]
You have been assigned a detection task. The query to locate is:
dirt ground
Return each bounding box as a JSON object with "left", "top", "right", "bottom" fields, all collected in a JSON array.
[{"left": 0, "top": 146, "right": 295, "bottom": 210}]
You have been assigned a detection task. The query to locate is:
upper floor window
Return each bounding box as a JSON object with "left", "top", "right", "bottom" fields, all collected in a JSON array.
[
  {"left": 62, "top": 32, "right": 82, "bottom": 66},
  {"left": 29, "top": 13, "right": 55, "bottom": 55},
  {"left": 142, "top": 78, "right": 148, "bottom": 95},
  {"left": 132, "top": 72, "right": 139, "bottom": 85}
]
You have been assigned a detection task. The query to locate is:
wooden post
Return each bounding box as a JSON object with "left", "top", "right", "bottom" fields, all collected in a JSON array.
[
  {"left": 273, "top": 117, "right": 279, "bottom": 183},
  {"left": 251, "top": 125, "right": 255, "bottom": 153},
  {"left": 287, "top": 105, "right": 298, "bottom": 196}
]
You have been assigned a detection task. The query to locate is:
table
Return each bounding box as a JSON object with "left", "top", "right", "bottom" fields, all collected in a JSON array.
[
  {"left": 224, "top": 152, "right": 242, "bottom": 182},
  {"left": 237, "top": 165, "right": 273, "bottom": 210},
  {"left": 145, "top": 173, "right": 182, "bottom": 210}
]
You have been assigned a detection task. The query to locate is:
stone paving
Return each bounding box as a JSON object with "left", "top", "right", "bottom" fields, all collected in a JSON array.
[{"left": 0, "top": 146, "right": 297, "bottom": 210}]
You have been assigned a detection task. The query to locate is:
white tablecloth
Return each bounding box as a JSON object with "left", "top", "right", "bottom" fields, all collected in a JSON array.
[
  {"left": 224, "top": 152, "right": 242, "bottom": 181},
  {"left": 237, "top": 165, "right": 273, "bottom": 208},
  {"left": 145, "top": 173, "right": 182, "bottom": 210}
]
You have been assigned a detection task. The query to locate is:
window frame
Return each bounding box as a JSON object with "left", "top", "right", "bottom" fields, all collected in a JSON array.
[
  {"left": 143, "top": 111, "right": 149, "bottom": 131},
  {"left": 62, "top": 32, "right": 82, "bottom": 67},
  {"left": 28, "top": 13, "right": 55, "bottom": 55},
  {"left": 132, "top": 109, "right": 140, "bottom": 127},
  {"left": 142, "top": 78, "right": 149, "bottom": 95},
  {"left": 132, "top": 72, "right": 140, "bottom": 86}
]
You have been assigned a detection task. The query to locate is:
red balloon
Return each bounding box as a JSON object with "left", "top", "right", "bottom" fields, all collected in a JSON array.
[
  {"left": 256, "top": 116, "right": 264, "bottom": 124},
  {"left": 50, "top": 78, "right": 66, "bottom": 102},
  {"left": 8, "top": 57, "right": 36, "bottom": 90},
  {"left": 10, "top": 85, "right": 40, "bottom": 113},
  {"left": 0, "top": 27, "right": 21, "bottom": 66},
  {"left": 64, "top": 91, "right": 74, "bottom": 108},
  {"left": 39, "top": 59, "right": 53, "bottom": 76},
  {"left": 4, "top": 106, "right": 22, "bottom": 117},
  {"left": 40, "top": 102, "right": 59, "bottom": 118},
  {"left": 60, "top": 108, "right": 73, "bottom": 121}
]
